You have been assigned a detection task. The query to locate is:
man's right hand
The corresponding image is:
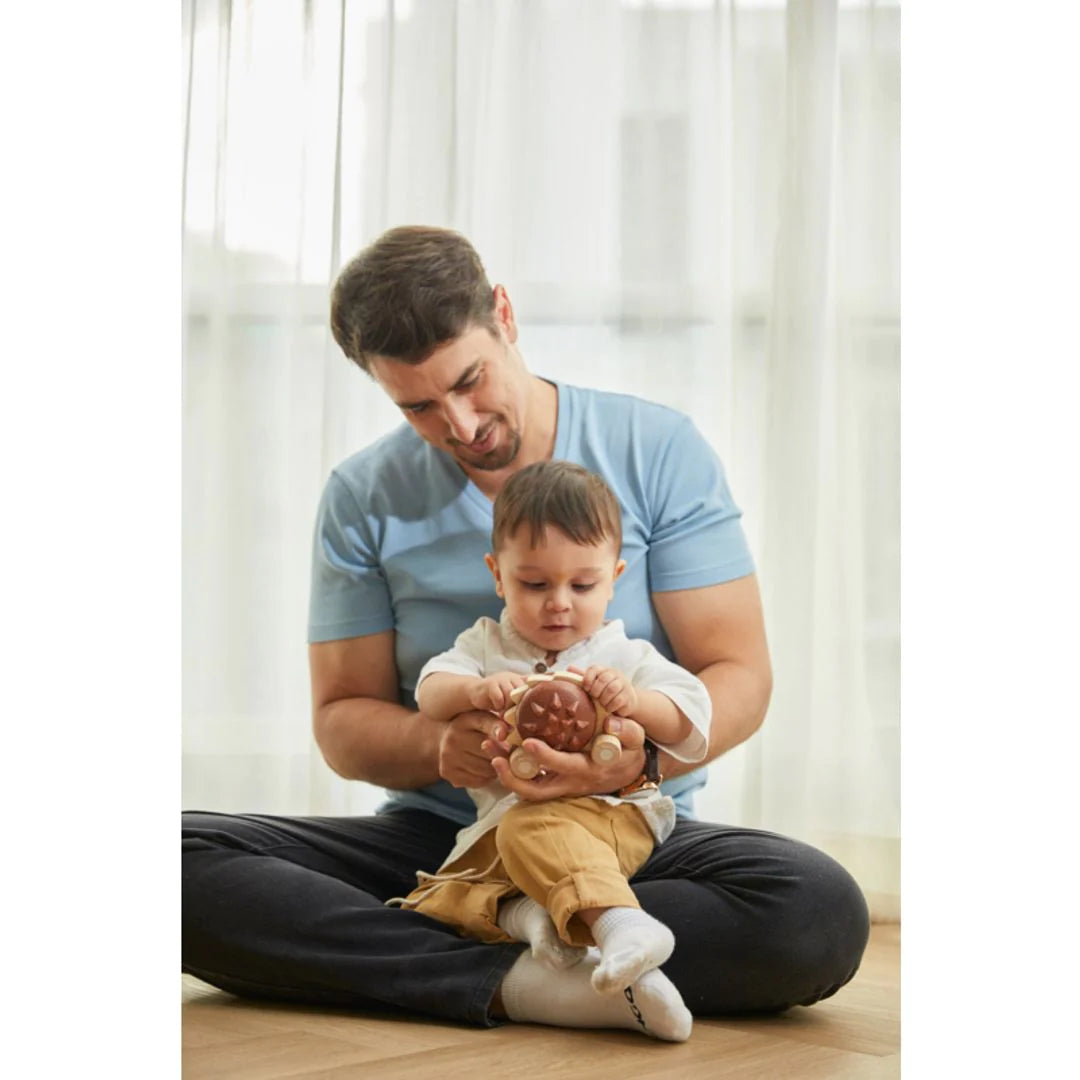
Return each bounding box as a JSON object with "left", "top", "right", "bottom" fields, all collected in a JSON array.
[{"left": 437, "top": 709, "right": 509, "bottom": 788}]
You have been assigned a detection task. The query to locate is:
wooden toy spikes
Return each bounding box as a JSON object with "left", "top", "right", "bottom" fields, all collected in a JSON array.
[{"left": 502, "top": 671, "right": 622, "bottom": 780}]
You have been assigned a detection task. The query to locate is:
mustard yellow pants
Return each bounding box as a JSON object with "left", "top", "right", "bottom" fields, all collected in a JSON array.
[{"left": 402, "top": 797, "right": 656, "bottom": 947}]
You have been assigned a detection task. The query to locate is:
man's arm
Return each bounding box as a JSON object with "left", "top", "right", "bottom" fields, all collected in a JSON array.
[
  {"left": 651, "top": 573, "right": 773, "bottom": 777},
  {"left": 309, "top": 632, "right": 501, "bottom": 790}
]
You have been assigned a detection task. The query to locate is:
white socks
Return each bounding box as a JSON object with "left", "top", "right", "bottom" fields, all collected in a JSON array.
[
  {"left": 497, "top": 896, "right": 587, "bottom": 970},
  {"left": 496, "top": 898, "right": 688, "bottom": 1042},
  {"left": 497, "top": 901, "right": 689, "bottom": 1042},
  {"left": 500, "top": 950, "right": 692, "bottom": 1043},
  {"left": 588, "top": 906, "right": 676, "bottom": 995}
]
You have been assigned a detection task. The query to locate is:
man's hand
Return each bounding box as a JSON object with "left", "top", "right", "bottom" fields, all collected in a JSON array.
[
  {"left": 438, "top": 708, "right": 510, "bottom": 788},
  {"left": 486, "top": 715, "right": 647, "bottom": 802},
  {"left": 571, "top": 664, "right": 639, "bottom": 718},
  {"left": 467, "top": 671, "right": 527, "bottom": 713}
]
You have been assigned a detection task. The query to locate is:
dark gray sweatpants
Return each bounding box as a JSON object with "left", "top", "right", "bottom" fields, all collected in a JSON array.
[{"left": 182, "top": 807, "right": 870, "bottom": 1026}]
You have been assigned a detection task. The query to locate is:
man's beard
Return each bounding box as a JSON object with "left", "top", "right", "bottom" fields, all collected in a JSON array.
[{"left": 453, "top": 425, "right": 521, "bottom": 471}]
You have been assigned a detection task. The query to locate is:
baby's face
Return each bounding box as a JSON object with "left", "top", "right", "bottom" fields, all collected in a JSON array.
[{"left": 485, "top": 526, "right": 625, "bottom": 654}]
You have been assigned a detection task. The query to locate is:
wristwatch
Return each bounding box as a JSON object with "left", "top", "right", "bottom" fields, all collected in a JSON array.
[{"left": 615, "top": 739, "right": 662, "bottom": 797}]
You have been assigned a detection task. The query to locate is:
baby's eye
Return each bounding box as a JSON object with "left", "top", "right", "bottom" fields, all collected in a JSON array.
[
  {"left": 572, "top": 583, "right": 596, "bottom": 593},
  {"left": 520, "top": 581, "right": 546, "bottom": 590}
]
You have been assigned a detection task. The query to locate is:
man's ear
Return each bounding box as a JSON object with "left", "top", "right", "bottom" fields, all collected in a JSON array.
[
  {"left": 484, "top": 552, "right": 505, "bottom": 598},
  {"left": 492, "top": 284, "right": 519, "bottom": 345}
]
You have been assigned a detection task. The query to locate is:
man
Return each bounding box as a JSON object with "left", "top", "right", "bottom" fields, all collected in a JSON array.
[{"left": 182, "top": 226, "right": 869, "bottom": 1036}]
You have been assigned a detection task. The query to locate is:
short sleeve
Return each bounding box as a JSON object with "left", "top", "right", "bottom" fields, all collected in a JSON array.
[
  {"left": 625, "top": 640, "right": 711, "bottom": 763},
  {"left": 646, "top": 418, "right": 756, "bottom": 592},
  {"left": 415, "top": 620, "right": 490, "bottom": 687},
  {"left": 307, "top": 471, "right": 395, "bottom": 643}
]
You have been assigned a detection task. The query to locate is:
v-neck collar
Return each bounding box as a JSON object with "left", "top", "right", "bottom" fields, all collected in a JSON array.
[{"left": 457, "top": 379, "right": 568, "bottom": 515}]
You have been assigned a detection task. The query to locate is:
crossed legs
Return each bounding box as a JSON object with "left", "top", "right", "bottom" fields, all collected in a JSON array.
[{"left": 182, "top": 807, "right": 869, "bottom": 1026}]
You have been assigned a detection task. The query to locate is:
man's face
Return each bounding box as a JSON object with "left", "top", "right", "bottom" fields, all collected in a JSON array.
[
  {"left": 484, "top": 527, "right": 626, "bottom": 654},
  {"left": 368, "top": 315, "right": 530, "bottom": 475}
]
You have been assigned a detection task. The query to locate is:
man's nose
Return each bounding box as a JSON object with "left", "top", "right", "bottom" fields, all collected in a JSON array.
[{"left": 443, "top": 399, "right": 478, "bottom": 444}]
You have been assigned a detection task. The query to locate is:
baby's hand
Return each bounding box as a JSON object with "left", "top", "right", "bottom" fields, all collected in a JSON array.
[
  {"left": 468, "top": 672, "right": 527, "bottom": 713},
  {"left": 574, "top": 665, "right": 639, "bottom": 717}
]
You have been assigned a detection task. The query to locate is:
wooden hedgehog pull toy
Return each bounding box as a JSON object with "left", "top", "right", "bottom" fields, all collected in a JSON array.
[{"left": 502, "top": 671, "right": 622, "bottom": 780}]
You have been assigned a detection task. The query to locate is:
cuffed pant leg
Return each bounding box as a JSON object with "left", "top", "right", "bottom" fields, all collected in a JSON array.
[
  {"left": 182, "top": 808, "right": 525, "bottom": 1025},
  {"left": 494, "top": 799, "right": 654, "bottom": 946},
  {"left": 629, "top": 819, "right": 871, "bottom": 1015}
]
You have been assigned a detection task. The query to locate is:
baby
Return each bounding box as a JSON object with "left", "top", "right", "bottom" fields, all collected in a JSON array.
[{"left": 395, "top": 460, "right": 711, "bottom": 1041}]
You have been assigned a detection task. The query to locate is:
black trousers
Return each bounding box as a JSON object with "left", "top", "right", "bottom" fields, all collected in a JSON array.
[{"left": 182, "top": 807, "right": 870, "bottom": 1027}]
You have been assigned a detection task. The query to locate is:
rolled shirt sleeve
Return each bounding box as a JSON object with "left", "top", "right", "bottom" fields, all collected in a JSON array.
[{"left": 645, "top": 417, "right": 756, "bottom": 593}]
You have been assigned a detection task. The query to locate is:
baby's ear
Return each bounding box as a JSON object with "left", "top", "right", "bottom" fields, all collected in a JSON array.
[
  {"left": 484, "top": 553, "right": 504, "bottom": 597},
  {"left": 613, "top": 558, "right": 627, "bottom": 582}
]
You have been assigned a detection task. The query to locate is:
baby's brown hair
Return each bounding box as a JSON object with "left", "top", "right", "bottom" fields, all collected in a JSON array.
[{"left": 492, "top": 461, "right": 623, "bottom": 554}]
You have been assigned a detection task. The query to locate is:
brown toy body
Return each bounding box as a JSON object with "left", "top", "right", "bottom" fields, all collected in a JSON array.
[{"left": 502, "top": 672, "right": 622, "bottom": 780}]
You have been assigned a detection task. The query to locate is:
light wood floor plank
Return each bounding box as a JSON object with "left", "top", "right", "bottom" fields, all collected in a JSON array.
[
  {"left": 181, "top": 1030, "right": 390, "bottom": 1079},
  {"left": 183, "top": 923, "right": 899, "bottom": 1077}
]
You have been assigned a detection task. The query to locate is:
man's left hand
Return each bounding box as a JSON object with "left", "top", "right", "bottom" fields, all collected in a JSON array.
[{"left": 484, "top": 715, "right": 647, "bottom": 801}]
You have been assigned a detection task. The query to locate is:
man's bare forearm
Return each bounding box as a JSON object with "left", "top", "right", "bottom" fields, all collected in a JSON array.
[
  {"left": 313, "top": 697, "right": 444, "bottom": 788},
  {"left": 660, "top": 659, "right": 772, "bottom": 779}
]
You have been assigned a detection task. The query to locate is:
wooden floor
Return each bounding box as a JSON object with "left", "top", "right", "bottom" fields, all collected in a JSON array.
[{"left": 182, "top": 923, "right": 899, "bottom": 1078}]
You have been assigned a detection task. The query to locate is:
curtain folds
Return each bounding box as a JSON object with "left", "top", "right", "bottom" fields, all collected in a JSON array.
[{"left": 182, "top": 0, "right": 900, "bottom": 917}]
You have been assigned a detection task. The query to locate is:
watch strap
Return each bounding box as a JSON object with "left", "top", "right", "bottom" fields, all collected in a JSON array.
[{"left": 614, "top": 739, "right": 662, "bottom": 797}]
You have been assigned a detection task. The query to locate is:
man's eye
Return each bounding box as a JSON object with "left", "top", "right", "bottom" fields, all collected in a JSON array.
[{"left": 404, "top": 403, "right": 430, "bottom": 415}]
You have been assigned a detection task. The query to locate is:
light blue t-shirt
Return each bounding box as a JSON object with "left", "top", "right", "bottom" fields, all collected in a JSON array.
[{"left": 308, "top": 381, "right": 755, "bottom": 825}]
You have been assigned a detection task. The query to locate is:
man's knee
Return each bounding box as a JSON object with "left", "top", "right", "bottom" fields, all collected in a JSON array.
[
  {"left": 779, "top": 844, "right": 871, "bottom": 1003},
  {"left": 648, "top": 826, "right": 871, "bottom": 1010}
]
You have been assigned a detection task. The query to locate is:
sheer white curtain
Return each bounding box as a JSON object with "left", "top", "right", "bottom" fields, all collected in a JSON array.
[{"left": 182, "top": 0, "right": 900, "bottom": 917}]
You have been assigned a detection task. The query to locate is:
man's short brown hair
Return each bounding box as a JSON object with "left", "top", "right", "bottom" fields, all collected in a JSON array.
[
  {"left": 330, "top": 225, "right": 497, "bottom": 373},
  {"left": 492, "top": 461, "right": 623, "bottom": 554}
]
